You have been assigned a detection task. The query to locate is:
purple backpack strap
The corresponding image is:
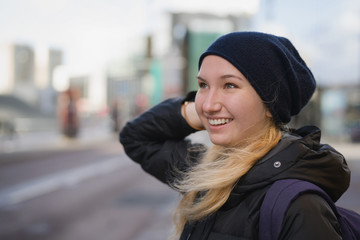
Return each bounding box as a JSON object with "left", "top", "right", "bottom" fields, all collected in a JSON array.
[
  {"left": 258, "top": 179, "right": 335, "bottom": 240},
  {"left": 336, "top": 206, "right": 360, "bottom": 240},
  {"left": 259, "top": 179, "right": 360, "bottom": 240}
]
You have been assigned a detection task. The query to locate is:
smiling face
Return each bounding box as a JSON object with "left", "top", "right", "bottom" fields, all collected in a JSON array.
[{"left": 195, "top": 55, "right": 272, "bottom": 147}]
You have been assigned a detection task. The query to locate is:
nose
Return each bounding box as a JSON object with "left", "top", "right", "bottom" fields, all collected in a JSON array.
[{"left": 202, "top": 89, "right": 222, "bottom": 114}]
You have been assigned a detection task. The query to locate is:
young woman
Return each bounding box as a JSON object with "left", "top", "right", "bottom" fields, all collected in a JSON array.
[{"left": 120, "top": 32, "right": 350, "bottom": 239}]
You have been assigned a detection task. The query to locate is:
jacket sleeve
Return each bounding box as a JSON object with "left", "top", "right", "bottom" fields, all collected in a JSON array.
[
  {"left": 279, "top": 194, "right": 342, "bottom": 240},
  {"left": 119, "top": 93, "right": 202, "bottom": 185}
]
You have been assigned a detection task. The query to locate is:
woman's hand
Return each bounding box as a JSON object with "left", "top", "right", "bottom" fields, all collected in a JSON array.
[{"left": 181, "top": 102, "right": 204, "bottom": 131}]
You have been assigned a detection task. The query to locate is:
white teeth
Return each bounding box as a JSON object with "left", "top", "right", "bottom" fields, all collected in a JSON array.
[{"left": 208, "top": 118, "right": 232, "bottom": 126}]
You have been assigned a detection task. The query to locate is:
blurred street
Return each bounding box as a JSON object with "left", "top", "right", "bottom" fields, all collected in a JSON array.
[
  {"left": 0, "top": 127, "right": 359, "bottom": 240},
  {"left": 0, "top": 125, "right": 178, "bottom": 240}
]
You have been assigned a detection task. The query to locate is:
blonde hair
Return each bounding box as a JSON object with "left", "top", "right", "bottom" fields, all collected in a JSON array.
[{"left": 171, "top": 119, "right": 282, "bottom": 239}]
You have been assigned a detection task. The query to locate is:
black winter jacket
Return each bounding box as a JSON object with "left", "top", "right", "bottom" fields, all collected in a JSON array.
[{"left": 120, "top": 95, "right": 351, "bottom": 240}]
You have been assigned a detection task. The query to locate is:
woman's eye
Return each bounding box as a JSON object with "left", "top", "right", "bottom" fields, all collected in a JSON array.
[
  {"left": 225, "top": 83, "right": 237, "bottom": 89},
  {"left": 199, "top": 82, "right": 208, "bottom": 89}
]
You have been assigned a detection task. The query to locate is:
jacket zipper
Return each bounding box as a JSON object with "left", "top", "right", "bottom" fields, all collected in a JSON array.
[{"left": 186, "top": 233, "right": 191, "bottom": 240}]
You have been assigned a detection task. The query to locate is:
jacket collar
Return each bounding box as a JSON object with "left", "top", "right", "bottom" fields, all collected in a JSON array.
[{"left": 225, "top": 125, "right": 350, "bottom": 209}]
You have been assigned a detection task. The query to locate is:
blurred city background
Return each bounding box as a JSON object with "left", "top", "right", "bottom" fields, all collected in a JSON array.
[{"left": 0, "top": 0, "right": 359, "bottom": 239}]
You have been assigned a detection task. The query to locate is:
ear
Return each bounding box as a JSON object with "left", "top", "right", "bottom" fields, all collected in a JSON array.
[{"left": 266, "top": 110, "right": 273, "bottom": 118}]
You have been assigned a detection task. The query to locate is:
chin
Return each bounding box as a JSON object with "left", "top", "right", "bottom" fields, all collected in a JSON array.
[{"left": 209, "top": 137, "right": 230, "bottom": 147}]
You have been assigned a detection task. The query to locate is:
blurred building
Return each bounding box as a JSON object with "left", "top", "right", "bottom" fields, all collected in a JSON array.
[
  {"left": 321, "top": 86, "right": 360, "bottom": 142},
  {"left": 0, "top": 43, "right": 63, "bottom": 111},
  {"left": 290, "top": 84, "right": 360, "bottom": 142},
  {"left": 0, "top": 44, "right": 36, "bottom": 104},
  {"left": 0, "top": 43, "right": 63, "bottom": 133},
  {"left": 106, "top": 10, "right": 254, "bottom": 123},
  {"left": 37, "top": 48, "right": 63, "bottom": 115}
]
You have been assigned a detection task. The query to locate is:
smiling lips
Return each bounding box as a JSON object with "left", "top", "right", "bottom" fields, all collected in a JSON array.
[{"left": 208, "top": 118, "right": 233, "bottom": 126}]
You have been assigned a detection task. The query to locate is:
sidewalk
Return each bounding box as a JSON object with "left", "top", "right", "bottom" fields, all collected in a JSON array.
[
  {"left": 0, "top": 119, "right": 115, "bottom": 154},
  {"left": 1, "top": 125, "right": 359, "bottom": 161}
]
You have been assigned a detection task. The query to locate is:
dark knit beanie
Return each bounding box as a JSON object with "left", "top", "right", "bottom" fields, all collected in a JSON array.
[{"left": 198, "top": 31, "right": 316, "bottom": 124}]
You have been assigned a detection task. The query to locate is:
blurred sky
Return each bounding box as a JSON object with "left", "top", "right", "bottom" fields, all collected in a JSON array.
[
  {"left": 254, "top": 0, "right": 360, "bottom": 86},
  {"left": 0, "top": 0, "right": 359, "bottom": 86}
]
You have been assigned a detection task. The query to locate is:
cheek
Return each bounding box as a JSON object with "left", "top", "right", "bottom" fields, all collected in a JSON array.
[
  {"left": 247, "top": 101, "right": 268, "bottom": 121},
  {"left": 232, "top": 94, "right": 266, "bottom": 120}
]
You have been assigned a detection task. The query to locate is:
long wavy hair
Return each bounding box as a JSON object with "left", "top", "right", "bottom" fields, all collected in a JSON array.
[{"left": 170, "top": 118, "right": 282, "bottom": 239}]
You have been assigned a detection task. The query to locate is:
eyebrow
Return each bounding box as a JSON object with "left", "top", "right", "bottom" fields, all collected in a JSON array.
[
  {"left": 220, "top": 74, "right": 244, "bottom": 81},
  {"left": 197, "top": 74, "right": 244, "bottom": 82},
  {"left": 197, "top": 76, "right": 206, "bottom": 81}
]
